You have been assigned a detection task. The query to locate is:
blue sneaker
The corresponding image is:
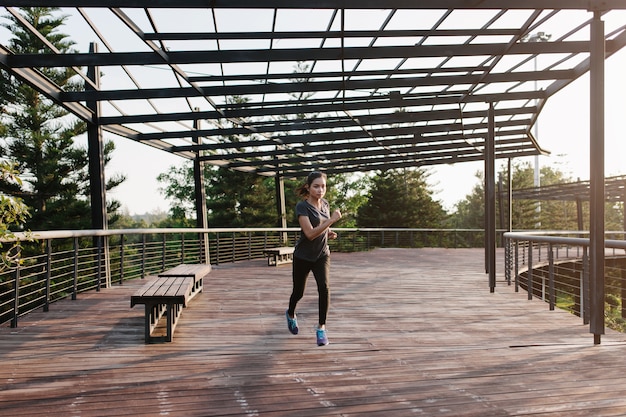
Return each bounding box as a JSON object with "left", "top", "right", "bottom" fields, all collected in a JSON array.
[
  {"left": 316, "top": 327, "right": 329, "bottom": 346},
  {"left": 286, "top": 310, "right": 298, "bottom": 335}
]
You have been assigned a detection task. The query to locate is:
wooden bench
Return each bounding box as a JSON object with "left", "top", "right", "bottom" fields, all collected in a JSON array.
[
  {"left": 157, "top": 263, "right": 211, "bottom": 300},
  {"left": 263, "top": 246, "right": 295, "bottom": 266},
  {"left": 130, "top": 276, "right": 193, "bottom": 343},
  {"left": 130, "top": 263, "right": 212, "bottom": 343}
]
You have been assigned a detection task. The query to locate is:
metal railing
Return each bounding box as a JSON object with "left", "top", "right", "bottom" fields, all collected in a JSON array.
[
  {"left": 504, "top": 231, "right": 626, "bottom": 343},
  {"left": 0, "top": 227, "right": 492, "bottom": 327}
]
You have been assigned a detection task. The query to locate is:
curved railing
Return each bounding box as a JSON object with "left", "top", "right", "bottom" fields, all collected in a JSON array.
[
  {"left": 503, "top": 231, "right": 626, "bottom": 342},
  {"left": 0, "top": 227, "right": 492, "bottom": 327}
]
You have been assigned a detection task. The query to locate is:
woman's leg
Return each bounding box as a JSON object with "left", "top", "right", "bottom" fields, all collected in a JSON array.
[
  {"left": 288, "top": 257, "right": 311, "bottom": 317},
  {"left": 311, "top": 255, "right": 331, "bottom": 326}
]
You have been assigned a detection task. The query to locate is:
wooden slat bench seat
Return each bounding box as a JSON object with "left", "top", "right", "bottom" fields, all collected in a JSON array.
[
  {"left": 130, "top": 276, "right": 193, "bottom": 343},
  {"left": 157, "top": 263, "right": 211, "bottom": 300},
  {"left": 130, "top": 263, "right": 212, "bottom": 343},
  {"left": 263, "top": 246, "right": 295, "bottom": 266}
]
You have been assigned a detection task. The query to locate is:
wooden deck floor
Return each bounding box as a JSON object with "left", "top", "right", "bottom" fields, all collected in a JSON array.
[{"left": 2, "top": 248, "right": 626, "bottom": 417}]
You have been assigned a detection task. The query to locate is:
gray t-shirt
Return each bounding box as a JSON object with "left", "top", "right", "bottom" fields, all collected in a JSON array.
[{"left": 294, "top": 199, "right": 331, "bottom": 262}]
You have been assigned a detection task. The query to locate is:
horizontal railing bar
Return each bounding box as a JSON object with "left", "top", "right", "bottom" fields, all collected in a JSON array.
[{"left": 505, "top": 230, "right": 626, "bottom": 250}]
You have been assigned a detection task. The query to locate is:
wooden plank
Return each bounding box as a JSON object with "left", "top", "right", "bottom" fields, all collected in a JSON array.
[
  {"left": 158, "top": 263, "right": 212, "bottom": 278},
  {"left": 159, "top": 264, "right": 210, "bottom": 299},
  {"left": 3, "top": 248, "right": 626, "bottom": 416},
  {"left": 130, "top": 276, "right": 192, "bottom": 307}
]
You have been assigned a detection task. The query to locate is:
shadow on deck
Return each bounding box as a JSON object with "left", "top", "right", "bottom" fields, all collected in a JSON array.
[{"left": 2, "top": 248, "right": 626, "bottom": 416}]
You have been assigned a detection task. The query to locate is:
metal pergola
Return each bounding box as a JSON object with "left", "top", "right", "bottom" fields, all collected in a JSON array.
[
  {"left": 2, "top": 2, "right": 625, "bottom": 338},
  {"left": 509, "top": 175, "right": 626, "bottom": 230},
  {"left": 513, "top": 175, "right": 626, "bottom": 203},
  {"left": 2, "top": 2, "right": 625, "bottom": 179}
]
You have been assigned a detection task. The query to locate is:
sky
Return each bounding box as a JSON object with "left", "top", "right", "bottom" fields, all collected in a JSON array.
[{"left": 106, "top": 45, "right": 626, "bottom": 214}]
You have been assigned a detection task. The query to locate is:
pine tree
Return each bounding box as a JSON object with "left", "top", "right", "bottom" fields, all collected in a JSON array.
[
  {"left": 206, "top": 167, "right": 278, "bottom": 227},
  {"left": 0, "top": 7, "right": 123, "bottom": 230},
  {"left": 357, "top": 169, "right": 446, "bottom": 228}
]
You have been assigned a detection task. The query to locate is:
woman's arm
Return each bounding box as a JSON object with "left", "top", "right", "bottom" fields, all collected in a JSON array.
[{"left": 299, "top": 209, "right": 342, "bottom": 241}]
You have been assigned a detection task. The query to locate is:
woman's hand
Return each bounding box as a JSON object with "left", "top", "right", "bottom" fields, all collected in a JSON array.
[{"left": 299, "top": 208, "right": 342, "bottom": 241}]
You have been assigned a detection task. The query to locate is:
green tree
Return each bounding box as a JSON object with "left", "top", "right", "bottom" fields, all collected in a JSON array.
[
  {"left": 0, "top": 7, "right": 123, "bottom": 230},
  {"left": 0, "top": 161, "right": 31, "bottom": 270},
  {"left": 206, "top": 167, "right": 278, "bottom": 227},
  {"left": 503, "top": 162, "right": 581, "bottom": 230},
  {"left": 156, "top": 163, "right": 196, "bottom": 226},
  {"left": 357, "top": 168, "right": 446, "bottom": 227},
  {"left": 326, "top": 173, "right": 369, "bottom": 228},
  {"left": 453, "top": 163, "right": 550, "bottom": 230},
  {"left": 453, "top": 173, "right": 486, "bottom": 230},
  {"left": 451, "top": 161, "right": 623, "bottom": 232},
  {"left": 157, "top": 162, "right": 299, "bottom": 228}
]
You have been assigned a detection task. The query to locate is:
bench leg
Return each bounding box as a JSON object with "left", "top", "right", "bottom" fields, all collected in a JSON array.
[
  {"left": 189, "top": 278, "right": 203, "bottom": 301},
  {"left": 143, "top": 306, "right": 151, "bottom": 343},
  {"left": 166, "top": 304, "right": 174, "bottom": 342},
  {"left": 271, "top": 253, "right": 293, "bottom": 266},
  {"left": 144, "top": 303, "right": 164, "bottom": 344},
  {"left": 165, "top": 302, "right": 183, "bottom": 342},
  {"left": 143, "top": 302, "right": 183, "bottom": 343}
]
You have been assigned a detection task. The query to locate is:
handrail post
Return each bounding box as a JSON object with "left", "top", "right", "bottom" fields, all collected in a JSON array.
[
  {"left": 248, "top": 232, "right": 252, "bottom": 260},
  {"left": 503, "top": 237, "right": 508, "bottom": 284},
  {"left": 44, "top": 240, "right": 51, "bottom": 311},
  {"left": 582, "top": 247, "right": 590, "bottom": 324},
  {"left": 527, "top": 241, "right": 533, "bottom": 300},
  {"left": 548, "top": 243, "right": 555, "bottom": 310},
  {"left": 180, "top": 233, "right": 185, "bottom": 264},
  {"left": 119, "top": 234, "right": 125, "bottom": 285},
  {"left": 72, "top": 237, "right": 78, "bottom": 299},
  {"left": 232, "top": 232, "right": 236, "bottom": 263},
  {"left": 11, "top": 262, "right": 20, "bottom": 328},
  {"left": 161, "top": 233, "right": 166, "bottom": 271},
  {"left": 622, "top": 265, "right": 626, "bottom": 319},
  {"left": 96, "top": 235, "right": 103, "bottom": 292},
  {"left": 141, "top": 234, "right": 146, "bottom": 278},
  {"left": 215, "top": 233, "right": 220, "bottom": 265},
  {"left": 514, "top": 240, "right": 519, "bottom": 292}
]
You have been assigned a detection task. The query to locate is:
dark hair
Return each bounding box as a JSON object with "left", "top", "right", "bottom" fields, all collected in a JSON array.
[{"left": 296, "top": 171, "right": 326, "bottom": 198}]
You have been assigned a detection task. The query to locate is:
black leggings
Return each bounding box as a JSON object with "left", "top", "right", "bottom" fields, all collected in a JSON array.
[{"left": 288, "top": 255, "right": 330, "bottom": 326}]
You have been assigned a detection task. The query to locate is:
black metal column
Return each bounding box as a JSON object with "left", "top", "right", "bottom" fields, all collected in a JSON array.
[
  {"left": 486, "top": 103, "right": 496, "bottom": 292},
  {"left": 193, "top": 114, "right": 209, "bottom": 263},
  {"left": 86, "top": 43, "right": 107, "bottom": 231},
  {"left": 275, "top": 173, "right": 288, "bottom": 245},
  {"left": 86, "top": 42, "right": 110, "bottom": 288},
  {"left": 589, "top": 11, "right": 605, "bottom": 344},
  {"left": 508, "top": 158, "right": 512, "bottom": 232}
]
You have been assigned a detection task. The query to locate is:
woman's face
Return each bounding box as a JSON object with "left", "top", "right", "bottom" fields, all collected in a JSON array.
[{"left": 308, "top": 177, "right": 327, "bottom": 200}]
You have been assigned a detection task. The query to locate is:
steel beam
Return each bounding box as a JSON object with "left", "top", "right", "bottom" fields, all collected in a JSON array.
[{"left": 589, "top": 12, "right": 605, "bottom": 345}]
